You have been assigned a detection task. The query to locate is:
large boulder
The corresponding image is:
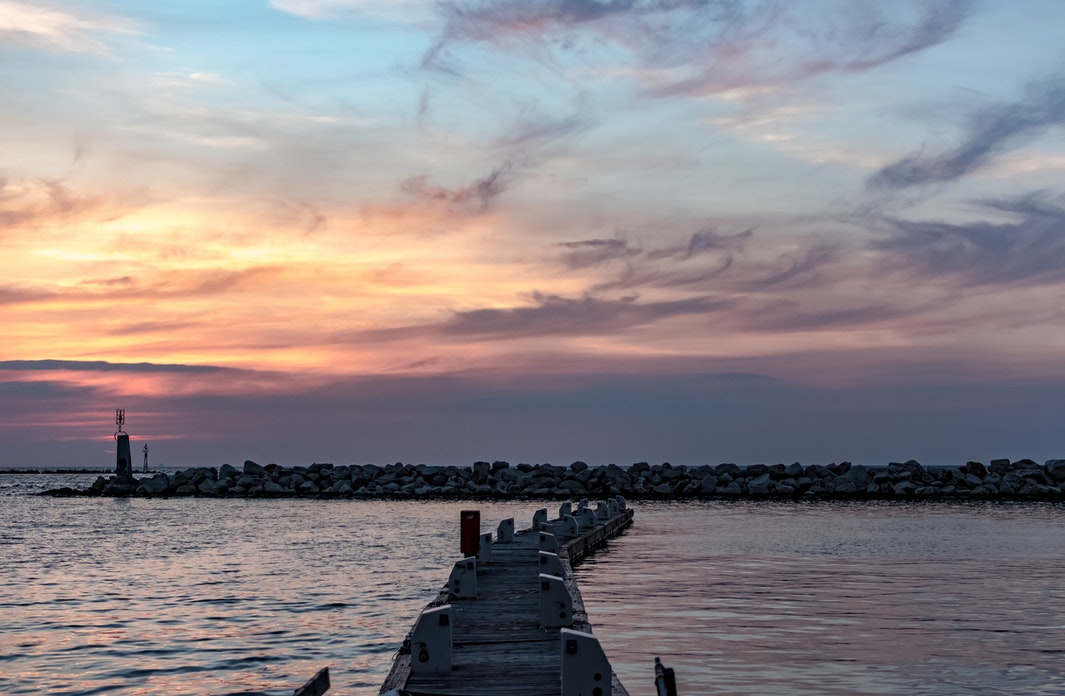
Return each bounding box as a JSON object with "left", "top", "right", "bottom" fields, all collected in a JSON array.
[
  {"left": 263, "top": 481, "right": 288, "bottom": 495},
  {"left": 1045, "top": 459, "right": 1065, "bottom": 483},
  {"left": 892, "top": 481, "right": 917, "bottom": 497},
  {"left": 137, "top": 473, "right": 170, "bottom": 496},
  {"left": 747, "top": 473, "right": 772, "bottom": 495}
]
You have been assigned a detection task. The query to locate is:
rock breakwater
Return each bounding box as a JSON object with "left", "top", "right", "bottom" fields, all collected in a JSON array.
[{"left": 42, "top": 457, "right": 1065, "bottom": 501}]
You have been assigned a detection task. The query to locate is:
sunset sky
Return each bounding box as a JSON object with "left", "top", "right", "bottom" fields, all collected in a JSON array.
[{"left": 3, "top": 0, "right": 1065, "bottom": 469}]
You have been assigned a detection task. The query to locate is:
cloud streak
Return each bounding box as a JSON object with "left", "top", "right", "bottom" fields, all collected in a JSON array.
[
  {"left": 400, "top": 162, "right": 517, "bottom": 213},
  {"left": 870, "top": 74, "right": 1065, "bottom": 190},
  {"left": 0, "top": 359, "right": 231, "bottom": 374},
  {"left": 0, "top": 178, "right": 105, "bottom": 230},
  {"left": 440, "top": 291, "right": 731, "bottom": 338},
  {"left": 871, "top": 192, "right": 1065, "bottom": 286},
  {"left": 0, "top": 0, "right": 134, "bottom": 53},
  {"left": 426, "top": 0, "right": 972, "bottom": 97}
]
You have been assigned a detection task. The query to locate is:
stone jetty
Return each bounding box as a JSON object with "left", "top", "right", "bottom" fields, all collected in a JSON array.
[{"left": 41, "top": 457, "right": 1065, "bottom": 501}]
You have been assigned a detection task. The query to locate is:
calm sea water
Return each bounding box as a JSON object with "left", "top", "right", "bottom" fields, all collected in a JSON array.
[{"left": 3, "top": 474, "right": 1065, "bottom": 695}]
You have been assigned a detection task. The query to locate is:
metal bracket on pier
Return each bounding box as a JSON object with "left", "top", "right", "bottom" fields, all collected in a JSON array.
[
  {"left": 448, "top": 557, "right": 477, "bottom": 599},
  {"left": 577, "top": 499, "right": 589, "bottom": 511},
  {"left": 615, "top": 495, "right": 627, "bottom": 511},
  {"left": 539, "top": 550, "right": 566, "bottom": 578},
  {"left": 607, "top": 499, "right": 619, "bottom": 517},
  {"left": 595, "top": 501, "right": 609, "bottom": 523},
  {"left": 477, "top": 532, "right": 492, "bottom": 566},
  {"left": 497, "top": 518, "right": 515, "bottom": 542},
  {"left": 561, "top": 628, "right": 612, "bottom": 696},
  {"left": 533, "top": 508, "right": 548, "bottom": 530},
  {"left": 539, "top": 531, "right": 560, "bottom": 554},
  {"left": 539, "top": 573, "right": 573, "bottom": 628},
  {"left": 410, "top": 605, "right": 452, "bottom": 674},
  {"left": 559, "top": 501, "right": 573, "bottom": 517},
  {"left": 579, "top": 508, "right": 597, "bottom": 529}
]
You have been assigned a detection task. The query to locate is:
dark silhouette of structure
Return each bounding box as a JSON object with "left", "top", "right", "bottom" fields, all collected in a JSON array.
[{"left": 115, "top": 409, "right": 132, "bottom": 480}]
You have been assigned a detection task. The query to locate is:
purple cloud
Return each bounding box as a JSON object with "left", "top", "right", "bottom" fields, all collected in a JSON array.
[
  {"left": 425, "top": 0, "right": 972, "bottom": 97},
  {"left": 401, "top": 161, "right": 516, "bottom": 212},
  {"left": 871, "top": 192, "right": 1065, "bottom": 286},
  {"left": 870, "top": 74, "right": 1065, "bottom": 190}
]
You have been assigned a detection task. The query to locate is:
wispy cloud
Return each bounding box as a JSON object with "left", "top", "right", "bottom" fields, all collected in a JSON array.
[
  {"left": 0, "top": 359, "right": 231, "bottom": 374},
  {"left": 752, "top": 242, "right": 840, "bottom": 289},
  {"left": 440, "top": 291, "right": 731, "bottom": 338},
  {"left": 0, "top": 178, "right": 106, "bottom": 230},
  {"left": 565, "top": 224, "right": 840, "bottom": 295},
  {"left": 341, "top": 290, "right": 733, "bottom": 343},
  {"left": 869, "top": 74, "right": 1065, "bottom": 190},
  {"left": 0, "top": 0, "right": 134, "bottom": 53},
  {"left": 871, "top": 192, "right": 1065, "bottom": 286},
  {"left": 270, "top": 0, "right": 433, "bottom": 22},
  {"left": 400, "top": 161, "right": 517, "bottom": 213},
  {"left": 554, "top": 237, "right": 639, "bottom": 269},
  {"left": 425, "top": 0, "right": 972, "bottom": 97}
]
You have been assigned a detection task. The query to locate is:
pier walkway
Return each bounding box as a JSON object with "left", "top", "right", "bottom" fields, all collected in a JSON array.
[{"left": 379, "top": 499, "right": 634, "bottom": 696}]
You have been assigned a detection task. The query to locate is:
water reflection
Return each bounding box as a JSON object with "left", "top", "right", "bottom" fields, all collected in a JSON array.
[
  {"left": 3, "top": 487, "right": 1065, "bottom": 695},
  {"left": 576, "top": 500, "right": 1065, "bottom": 696}
]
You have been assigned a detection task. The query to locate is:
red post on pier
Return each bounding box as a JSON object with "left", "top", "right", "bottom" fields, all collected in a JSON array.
[{"left": 460, "top": 510, "right": 480, "bottom": 556}]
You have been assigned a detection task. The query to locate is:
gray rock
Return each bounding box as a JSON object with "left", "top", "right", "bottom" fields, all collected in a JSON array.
[
  {"left": 104, "top": 477, "right": 138, "bottom": 496},
  {"left": 137, "top": 473, "right": 170, "bottom": 496},
  {"left": 263, "top": 481, "right": 287, "bottom": 494},
  {"left": 218, "top": 463, "right": 239, "bottom": 480},
  {"left": 1045, "top": 459, "right": 1065, "bottom": 483},
  {"left": 989, "top": 458, "right": 1012, "bottom": 475},
  {"left": 747, "top": 473, "right": 772, "bottom": 495},
  {"left": 835, "top": 465, "right": 870, "bottom": 488},
  {"left": 893, "top": 481, "right": 917, "bottom": 497},
  {"left": 243, "top": 460, "right": 265, "bottom": 477},
  {"left": 715, "top": 463, "right": 741, "bottom": 478},
  {"left": 720, "top": 481, "right": 743, "bottom": 497},
  {"left": 236, "top": 474, "right": 260, "bottom": 488}
]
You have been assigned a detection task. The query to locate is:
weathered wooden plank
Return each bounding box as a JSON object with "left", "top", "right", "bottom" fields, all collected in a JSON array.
[{"left": 380, "top": 507, "right": 634, "bottom": 696}]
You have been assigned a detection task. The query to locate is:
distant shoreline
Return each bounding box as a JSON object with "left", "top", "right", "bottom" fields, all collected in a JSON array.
[{"left": 1, "top": 468, "right": 155, "bottom": 475}]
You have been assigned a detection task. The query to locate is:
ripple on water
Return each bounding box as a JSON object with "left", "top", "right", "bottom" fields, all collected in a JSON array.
[{"left": 4, "top": 489, "right": 1065, "bottom": 695}]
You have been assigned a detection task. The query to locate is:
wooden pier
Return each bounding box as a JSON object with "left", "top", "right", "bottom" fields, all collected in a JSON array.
[{"left": 379, "top": 500, "right": 635, "bottom": 696}]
